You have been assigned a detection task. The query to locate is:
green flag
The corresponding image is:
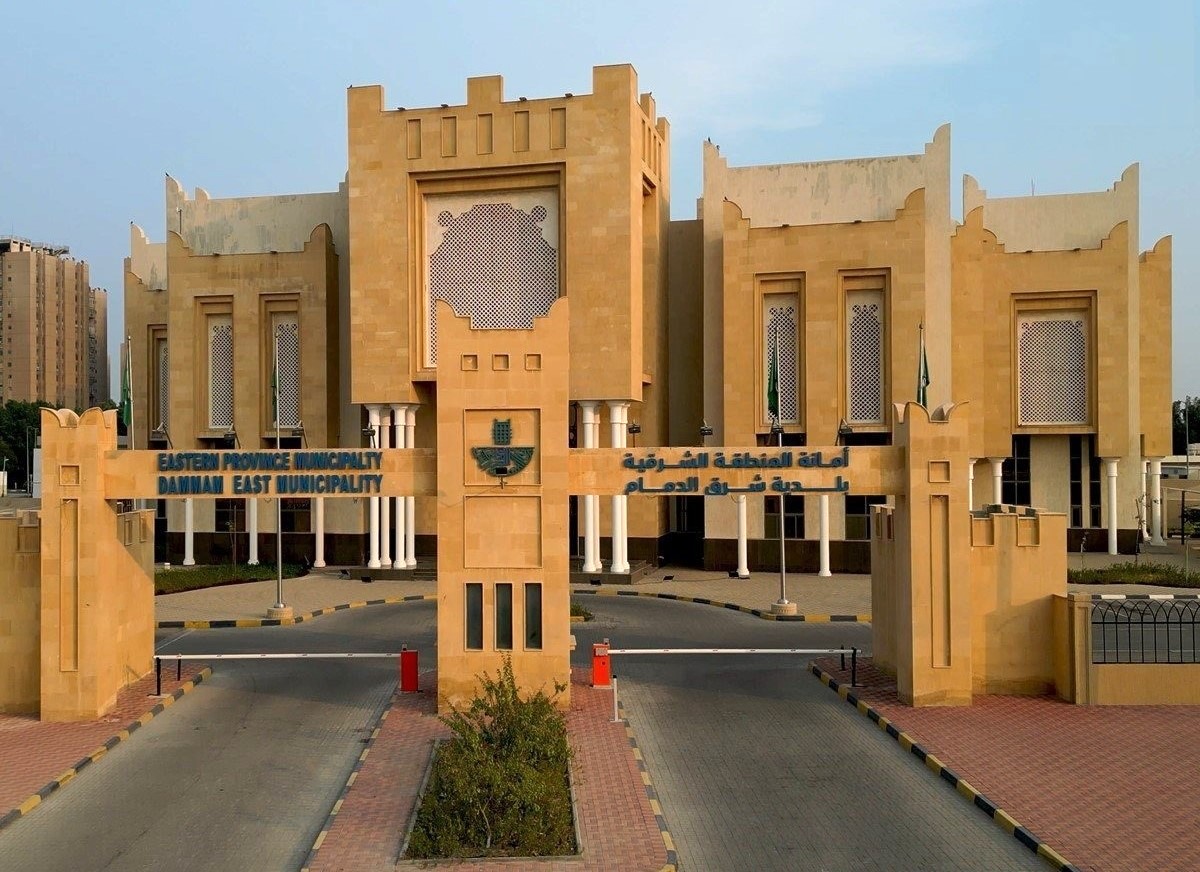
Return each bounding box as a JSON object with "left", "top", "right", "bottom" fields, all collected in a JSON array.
[
  {"left": 119, "top": 345, "right": 132, "bottom": 431},
  {"left": 767, "top": 332, "right": 780, "bottom": 422},
  {"left": 917, "top": 323, "right": 930, "bottom": 407}
]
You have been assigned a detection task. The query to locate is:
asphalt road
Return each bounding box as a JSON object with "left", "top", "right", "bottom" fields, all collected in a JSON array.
[
  {"left": 0, "top": 602, "right": 436, "bottom": 872},
  {"left": 571, "top": 597, "right": 1045, "bottom": 872}
]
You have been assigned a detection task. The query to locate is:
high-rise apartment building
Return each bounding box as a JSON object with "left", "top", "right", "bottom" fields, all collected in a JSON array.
[{"left": 0, "top": 236, "right": 110, "bottom": 408}]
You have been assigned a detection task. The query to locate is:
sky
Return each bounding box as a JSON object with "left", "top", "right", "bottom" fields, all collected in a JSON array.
[{"left": 1, "top": 1, "right": 1196, "bottom": 399}]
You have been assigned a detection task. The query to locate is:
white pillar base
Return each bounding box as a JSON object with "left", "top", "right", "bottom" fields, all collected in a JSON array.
[
  {"left": 988, "top": 457, "right": 1005, "bottom": 506},
  {"left": 818, "top": 494, "right": 831, "bottom": 578},
  {"left": 247, "top": 498, "right": 259, "bottom": 565},
  {"left": 580, "top": 402, "right": 601, "bottom": 572},
  {"left": 313, "top": 497, "right": 326, "bottom": 568},
  {"left": 405, "top": 407, "right": 417, "bottom": 568},
  {"left": 736, "top": 495, "right": 749, "bottom": 578},
  {"left": 1150, "top": 458, "right": 1164, "bottom": 545},
  {"left": 1105, "top": 457, "right": 1119, "bottom": 555},
  {"left": 183, "top": 498, "right": 196, "bottom": 566}
]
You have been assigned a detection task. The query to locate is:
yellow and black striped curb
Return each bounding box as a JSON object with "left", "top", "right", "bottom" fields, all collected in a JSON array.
[
  {"left": 620, "top": 701, "right": 680, "bottom": 872},
  {"left": 156, "top": 593, "right": 438, "bottom": 630},
  {"left": 808, "top": 665, "right": 1079, "bottom": 871},
  {"left": 0, "top": 666, "right": 212, "bottom": 833},
  {"left": 573, "top": 587, "right": 870, "bottom": 623},
  {"left": 299, "top": 704, "right": 390, "bottom": 872}
]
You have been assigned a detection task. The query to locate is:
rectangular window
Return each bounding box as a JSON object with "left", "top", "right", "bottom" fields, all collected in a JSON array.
[
  {"left": 150, "top": 330, "right": 169, "bottom": 433},
  {"left": 208, "top": 313, "right": 234, "bottom": 429},
  {"left": 466, "top": 583, "right": 483, "bottom": 650},
  {"left": 845, "top": 275, "right": 886, "bottom": 426},
  {"left": 215, "top": 498, "right": 245, "bottom": 533},
  {"left": 765, "top": 495, "right": 805, "bottom": 539},
  {"left": 1088, "top": 438, "right": 1102, "bottom": 528},
  {"left": 271, "top": 313, "right": 301, "bottom": 428},
  {"left": 1002, "top": 435, "right": 1032, "bottom": 506},
  {"left": 1070, "top": 435, "right": 1084, "bottom": 527},
  {"left": 761, "top": 280, "right": 801, "bottom": 426},
  {"left": 846, "top": 495, "right": 887, "bottom": 540},
  {"left": 524, "top": 582, "right": 543, "bottom": 650},
  {"left": 280, "top": 498, "right": 311, "bottom": 533},
  {"left": 495, "top": 583, "right": 513, "bottom": 650},
  {"left": 1016, "top": 310, "right": 1089, "bottom": 425}
]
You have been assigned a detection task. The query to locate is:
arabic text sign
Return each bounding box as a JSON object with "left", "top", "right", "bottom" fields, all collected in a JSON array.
[{"left": 620, "top": 448, "right": 851, "bottom": 496}]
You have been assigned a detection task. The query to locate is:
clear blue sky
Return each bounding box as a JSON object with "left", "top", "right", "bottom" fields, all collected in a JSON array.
[{"left": 1, "top": 1, "right": 1195, "bottom": 399}]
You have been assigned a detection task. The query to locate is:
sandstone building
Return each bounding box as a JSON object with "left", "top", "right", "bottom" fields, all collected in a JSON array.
[{"left": 124, "top": 64, "right": 1172, "bottom": 571}]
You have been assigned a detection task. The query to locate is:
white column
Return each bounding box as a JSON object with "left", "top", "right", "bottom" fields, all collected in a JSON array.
[
  {"left": 366, "top": 404, "right": 382, "bottom": 569},
  {"left": 183, "top": 498, "right": 195, "bottom": 566},
  {"left": 404, "top": 405, "right": 417, "bottom": 568},
  {"left": 967, "top": 459, "right": 975, "bottom": 511},
  {"left": 1140, "top": 459, "right": 1149, "bottom": 539},
  {"left": 1104, "top": 457, "right": 1119, "bottom": 555},
  {"left": 1150, "top": 458, "right": 1164, "bottom": 545},
  {"left": 580, "top": 402, "right": 601, "bottom": 572},
  {"left": 736, "top": 495, "right": 749, "bottom": 578},
  {"left": 313, "top": 497, "right": 325, "bottom": 568},
  {"left": 379, "top": 409, "right": 392, "bottom": 568},
  {"left": 609, "top": 401, "right": 630, "bottom": 574},
  {"left": 989, "top": 457, "right": 1005, "bottom": 506},
  {"left": 247, "top": 498, "right": 259, "bottom": 565},
  {"left": 818, "top": 493, "right": 831, "bottom": 578},
  {"left": 392, "top": 403, "right": 408, "bottom": 568}
]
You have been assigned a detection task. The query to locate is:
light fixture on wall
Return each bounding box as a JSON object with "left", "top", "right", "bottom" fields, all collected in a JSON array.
[
  {"left": 362, "top": 427, "right": 377, "bottom": 448},
  {"left": 700, "top": 420, "right": 714, "bottom": 443},
  {"left": 836, "top": 420, "right": 853, "bottom": 446},
  {"left": 151, "top": 423, "right": 173, "bottom": 448},
  {"left": 627, "top": 421, "right": 641, "bottom": 448},
  {"left": 223, "top": 429, "right": 240, "bottom": 448}
]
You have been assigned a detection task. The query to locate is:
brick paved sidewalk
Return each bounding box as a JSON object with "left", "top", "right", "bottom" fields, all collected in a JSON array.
[
  {"left": 307, "top": 668, "right": 669, "bottom": 872},
  {"left": 0, "top": 665, "right": 207, "bottom": 826},
  {"left": 814, "top": 657, "right": 1200, "bottom": 872}
]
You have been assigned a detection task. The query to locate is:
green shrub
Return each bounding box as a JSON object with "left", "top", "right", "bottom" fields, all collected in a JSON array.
[
  {"left": 406, "top": 660, "right": 574, "bottom": 859},
  {"left": 1068, "top": 561, "right": 1200, "bottom": 588},
  {"left": 154, "top": 563, "right": 306, "bottom": 595},
  {"left": 570, "top": 600, "right": 593, "bottom": 620}
]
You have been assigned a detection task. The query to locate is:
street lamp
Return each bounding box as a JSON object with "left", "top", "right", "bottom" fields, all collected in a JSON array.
[{"left": 770, "top": 416, "right": 788, "bottom": 610}]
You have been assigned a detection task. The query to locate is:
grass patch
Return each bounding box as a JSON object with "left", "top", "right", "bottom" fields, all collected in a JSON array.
[
  {"left": 406, "top": 660, "right": 574, "bottom": 859},
  {"left": 569, "top": 600, "right": 593, "bottom": 621},
  {"left": 1068, "top": 561, "right": 1200, "bottom": 588},
  {"left": 154, "top": 563, "right": 307, "bottom": 595}
]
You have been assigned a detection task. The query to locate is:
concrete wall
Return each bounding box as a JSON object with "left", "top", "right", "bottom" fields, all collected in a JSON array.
[{"left": 0, "top": 511, "right": 41, "bottom": 713}]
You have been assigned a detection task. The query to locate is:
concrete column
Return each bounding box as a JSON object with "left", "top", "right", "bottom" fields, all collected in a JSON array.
[
  {"left": 379, "top": 409, "right": 392, "bottom": 569},
  {"left": 1104, "top": 457, "right": 1119, "bottom": 555},
  {"left": 988, "top": 457, "right": 1004, "bottom": 505},
  {"left": 392, "top": 403, "right": 408, "bottom": 568},
  {"left": 313, "top": 497, "right": 325, "bottom": 568},
  {"left": 736, "top": 495, "right": 749, "bottom": 578},
  {"left": 404, "top": 405, "right": 417, "bottom": 568},
  {"left": 366, "top": 404, "right": 382, "bottom": 569},
  {"left": 580, "top": 402, "right": 601, "bottom": 572},
  {"left": 967, "top": 459, "right": 975, "bottom": 511},
  {"left": 183, "top": 498, "right": 195, "bottom": 566},
  {"left": 247, "top": 498, "right": 259, "bottom": 565},
  {"left": 609, "top": 401, "right": 630, "bottom": 574},
  {"left": 1150, "top": 457, "right": 1164, "bottom": 545},
  {"left": 818, "top": 493, "right": 831, "bottom": 578},
  {"left": 1140, "top": 459, "right": 1149, "bottom": 539}
]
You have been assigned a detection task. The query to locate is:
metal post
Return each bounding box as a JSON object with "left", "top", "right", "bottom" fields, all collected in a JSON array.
[
  {"left": 177, "top": 656, "right": 182, "bottom": 681},
  {"left": 274, "top": 332, "right": 285, "bottom": 612},
  {"left": 611, "top": 677, "right": 620, "bottom": 724},
  {"left": 851, "top": 647, "right": 858, "bottom": 688},
  {"left": 775, "top": 418, "right": 788, "bottom": 608},
  {"left": 156, "top": 658, "right": 161, "bottom": 696},
  {"left": 840, "top": 648, "right": 846, "bottom": 671}
]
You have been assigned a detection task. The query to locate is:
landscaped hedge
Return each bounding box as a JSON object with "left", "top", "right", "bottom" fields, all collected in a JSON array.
[
  {"left": 154, "top": 563, "right": 307, "bottom": 595},
  {"left": 1068, "top": 561, "right": 1200, "bottom": 588},
  {"left": 406, "top": 660, "right": 575, "bottom": 859}
]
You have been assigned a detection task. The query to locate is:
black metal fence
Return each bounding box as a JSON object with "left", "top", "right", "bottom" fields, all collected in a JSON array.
[{"left": 1091, "top": 599, "right": 1200, "bottom": 664}]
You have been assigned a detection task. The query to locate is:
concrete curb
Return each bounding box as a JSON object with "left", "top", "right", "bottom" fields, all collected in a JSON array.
[
  {"left": 0, "top": 666, "right": 212, "bottom": 833},
  {"left": 1089, "top": 593, "right": 1200, "bottom": 600},
  {"left": 809, "top": 665, "right": 1079, "bottom": 871},
  {"left": 619, "top": 700, "right": 680, "bottom": 872},
  {"left": 299, "top": 701, "right": 391, "bottom": 872},
  {"left": 156, "top": 593, "right": 437, "bottom": 629},
  {"left": 573, "top": 587, "right": 870, "bottom": 623}
]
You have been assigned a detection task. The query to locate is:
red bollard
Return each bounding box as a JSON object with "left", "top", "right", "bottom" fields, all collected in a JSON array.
[
  {"left": 592, "top": 640, "right": 611, "bottom": 688},
  {"left": 399, "top": 645, "right": 419, "bottom": 693}
]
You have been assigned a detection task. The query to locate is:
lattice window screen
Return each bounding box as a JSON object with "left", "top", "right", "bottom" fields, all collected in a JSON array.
[
  {"left": 425, "top": 191, "right": 559, "bottom": 367},
  {"left": 846, "top": 290, "right": 885, "bottom": 424},
  {"left": 156, "top": 338, "right": 169, "bottom": 429},
  {"left": 1017, "top": 313, "right": 1088, "bottom": 425},
  {"left": 763, "top": 292, "right": 799, "bottom": 424},
  {"left": 272, "top": 314, "right": 301, "bottom": 428},
  {"left": 208, "top": 315, "right": 233, "bottom": 429}
]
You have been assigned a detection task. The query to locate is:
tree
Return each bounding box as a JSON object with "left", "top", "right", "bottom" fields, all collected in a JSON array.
[
  {"left": 1173, "top": 397, "right": 1200, "bottom": 456},
  {"left": 0, "top": 400, "right": 54, "bottom": 492}
]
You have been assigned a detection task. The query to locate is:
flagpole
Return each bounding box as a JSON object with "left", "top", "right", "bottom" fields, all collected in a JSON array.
[{"left": 273, "top": 328, "right": 285, "bottom": 612}]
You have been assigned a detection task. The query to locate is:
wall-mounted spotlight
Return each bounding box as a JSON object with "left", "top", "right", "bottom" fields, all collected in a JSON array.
[
  {"left": 223, "top": 428, "right": 240, "bottom": 448},
  {"left": 151, "top": 423, "right": 173, "bottom": 448},
  {"left": 362, "top": 427, "right": 377, "bottom": 448}
]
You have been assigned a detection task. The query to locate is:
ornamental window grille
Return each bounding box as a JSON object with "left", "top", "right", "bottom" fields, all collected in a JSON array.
[
  {"left": 762, "top": 292, "right": 799, "bottom": 425},
  {"left": 208, "top": 315, "right": 234, "bottom": 429},
  {"left": 426, "top": 192, "right": 559, "bottom": 367},
  {"left": 271, "top": 314, "right": 301, "bottom": 428},
  {"left": 155, "top": 336, "right": 169, "bottom": 430},
  {"left": 846, "top": 289, "right": 885, "bottom": 425},
  {"left": 1016, "top": 313, "right": 1088, "bottom": 425}
]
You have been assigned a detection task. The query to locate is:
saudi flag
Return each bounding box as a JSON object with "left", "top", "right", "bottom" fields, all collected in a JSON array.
[
  {"left": 767, "top": 331, "right": 780, "bottom": 422},
  {"left": 917, "top": 323, "right": 930, "bottom": 407},
  {"left": 119, "top": 342, "right": 132, "bottom": 433}
]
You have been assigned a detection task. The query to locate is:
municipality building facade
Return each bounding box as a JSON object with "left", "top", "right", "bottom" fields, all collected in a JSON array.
[{"left": 124, "top": 64, "right": 1173, "bottom": 574}]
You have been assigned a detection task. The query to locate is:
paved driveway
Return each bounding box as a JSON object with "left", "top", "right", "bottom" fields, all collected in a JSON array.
[
  {"left": 0, "top": 602, "right": 435, "bottom": 872},
  {"left": 571, "top": 598, "right": 1044, "bottom": 872}
]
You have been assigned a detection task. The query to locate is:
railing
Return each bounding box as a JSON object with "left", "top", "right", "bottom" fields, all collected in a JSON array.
[{"left": 1091, "top": 599, "right": 1200, "bottom": 664}]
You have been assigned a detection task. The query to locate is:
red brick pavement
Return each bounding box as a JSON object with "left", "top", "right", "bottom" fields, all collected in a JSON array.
[
  {"left": 814, "top": 657, "right": 1200, "bottom": 872},
  {"left": 308, "top": 668, "right": 669, "bottom": 872},
  {"left": 0, "top": 665, "right": 208, "bottom": 822}
]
